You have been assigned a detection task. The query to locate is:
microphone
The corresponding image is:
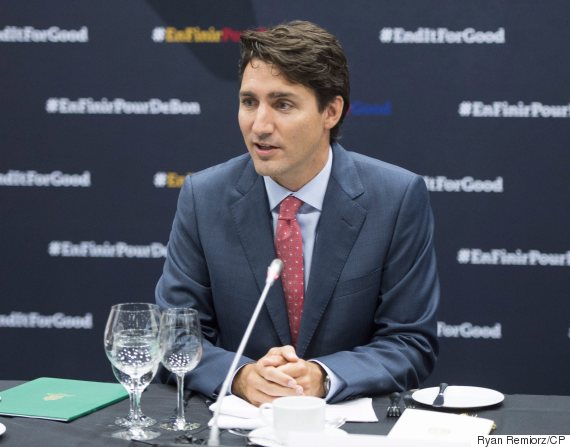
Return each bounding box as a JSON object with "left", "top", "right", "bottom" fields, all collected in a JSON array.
[
  {"left": 266, "top": 258, "right": 284, "bottom": 286},
  {"left": 208, "top": 258, "right": 284, "bottom": 446}
]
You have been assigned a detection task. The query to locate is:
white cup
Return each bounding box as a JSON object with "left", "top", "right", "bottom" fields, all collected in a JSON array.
[{"left": 260, "top": 396, "right": 326, "bottom": 444}]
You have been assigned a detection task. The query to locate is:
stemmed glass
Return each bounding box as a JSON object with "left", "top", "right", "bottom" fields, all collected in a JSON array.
[
  {"left": 159, "top": 307, "right": 203, "bottom": 431},
  {"left": 104, "top": 303, "right": 162, "bottom": 441},
  {"left": 112, "top": 364, "right": 157, "bottom": 428}
]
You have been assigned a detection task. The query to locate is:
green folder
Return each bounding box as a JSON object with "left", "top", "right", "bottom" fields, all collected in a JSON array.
[{"left": 0, "top": 377, "right": 128, "bottom": 422}]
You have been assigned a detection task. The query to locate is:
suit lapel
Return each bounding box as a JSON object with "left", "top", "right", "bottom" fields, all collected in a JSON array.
[
  {"left": 230, "top": 159, "right": 292, "bottom": 346},
  {"left": 296, "top": 145, "right": 367, "bottom": 357}
]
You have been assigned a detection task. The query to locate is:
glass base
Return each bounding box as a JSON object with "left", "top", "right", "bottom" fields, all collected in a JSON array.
[
  {"left": 115, "top": 414, "right": 156, "bottom": 428},
  {"left": 159, "top": 419, "right": 201, "bottom": 431},
  {"left": 112, "top": 427, "right": 161, "bottom": 441}
]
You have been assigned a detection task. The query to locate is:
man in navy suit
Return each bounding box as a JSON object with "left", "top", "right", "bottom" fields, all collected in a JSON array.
[{"left": 156, "top": 20, "right": 439, "bottom": 405}]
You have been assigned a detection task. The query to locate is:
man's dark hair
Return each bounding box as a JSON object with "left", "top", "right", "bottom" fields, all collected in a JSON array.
[{"left": 239, "top": 20, "right": 350, "bottom": 142}]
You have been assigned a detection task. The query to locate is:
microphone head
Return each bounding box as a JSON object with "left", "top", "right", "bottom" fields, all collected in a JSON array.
[{"left": 266, "top": 258, "right": 284, "bottom": 283}]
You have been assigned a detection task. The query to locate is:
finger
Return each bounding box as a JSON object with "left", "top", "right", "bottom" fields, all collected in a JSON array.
[
  {"left": 255, "top": 361, "right": 301, "bottom": 390},
  {"left": 255, "top": 380, "right": 303, "bottom": 402},
  {"left": 251, "top": 367, "right": 304, "bottom": 397},
  {"left": 279, "top": 345, "right": 299, "bottom": 362},
  {"left": 265, "top": 345, "right": 299, "bottom": 362},
  {"left": 259, "top": 354, "right": 288, "bottom": 367},
  {"left": 247, "top": 383, "right": 301, "bottom": 406},
  {"left": 277, "top": 359, "right": 309, "bottom": 377},
  {"left": 256, "top": 379, "right": 304, "bottom": 398}
]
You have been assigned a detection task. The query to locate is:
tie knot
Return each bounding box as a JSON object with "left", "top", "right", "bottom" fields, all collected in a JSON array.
[{"left": 278, "top": 196, "right": 303, "bottom": 221}]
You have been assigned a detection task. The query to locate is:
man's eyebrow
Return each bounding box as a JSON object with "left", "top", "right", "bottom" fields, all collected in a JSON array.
[
  {"left": 238, "top": 91, "right": 298, "bottom": 99},
  {"left": 268, "top": 92, "right": 297, "bottom": 99}
]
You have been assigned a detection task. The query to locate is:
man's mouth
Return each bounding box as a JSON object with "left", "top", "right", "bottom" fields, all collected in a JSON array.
[{"left": 253, "top": 143, "right": 279, "bottom": 155}]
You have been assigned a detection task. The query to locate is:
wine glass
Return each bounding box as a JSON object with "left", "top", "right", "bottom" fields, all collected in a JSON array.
[
  {"left": 159, "top": 307, "right": 203, "bottom": 431},
  {"left": 112, "top": 364, "right": 157, "bottom": 427},
  {"left": 104, "top": 303, "right": 162, "bottom": 440}
]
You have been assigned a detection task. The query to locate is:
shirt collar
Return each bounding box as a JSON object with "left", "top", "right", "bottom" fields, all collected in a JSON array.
[{"left": 264, "top": 147, "right": 333, "bottom": 212}]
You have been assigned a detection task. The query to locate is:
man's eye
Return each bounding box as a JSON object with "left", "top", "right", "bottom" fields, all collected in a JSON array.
[
  {"left": 277, "top": 102, "right": 292, "bottom": 110},
  {"left": 241, "top": 98, "right": 256, "bottom": 107}
]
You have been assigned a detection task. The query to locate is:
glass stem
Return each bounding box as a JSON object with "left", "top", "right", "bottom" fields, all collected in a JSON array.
[
  {"left": 132, "top": 381, "right": 143, "bottom": 426},
  {"left": 128, "top": 390, "right": 135, "bottom": 417},
  {"left": 176, "top": 373, "right": 186, "bottom": 427}
]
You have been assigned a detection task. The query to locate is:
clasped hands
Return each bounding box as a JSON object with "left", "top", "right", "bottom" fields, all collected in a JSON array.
[{"left": 231, "top": 345, "right": 326, "bottom": 407}]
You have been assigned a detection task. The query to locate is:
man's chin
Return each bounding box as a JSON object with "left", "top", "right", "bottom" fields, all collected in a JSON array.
[{"left": 251, "top": 158, "right": 279, "bottom": 178}]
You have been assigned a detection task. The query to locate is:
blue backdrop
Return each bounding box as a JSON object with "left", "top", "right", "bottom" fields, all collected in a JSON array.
[{"left": 1, "top": 0, "right": 569, "bottom": 395}]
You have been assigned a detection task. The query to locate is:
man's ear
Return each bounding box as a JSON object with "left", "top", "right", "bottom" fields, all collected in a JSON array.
[{"left": 323, "top": 95, "right": 344, "bottom": 130}]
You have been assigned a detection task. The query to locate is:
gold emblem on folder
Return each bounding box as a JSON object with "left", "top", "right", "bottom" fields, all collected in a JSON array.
[{"left": 43, "top": 393, "right": 75, "bottom": 401}]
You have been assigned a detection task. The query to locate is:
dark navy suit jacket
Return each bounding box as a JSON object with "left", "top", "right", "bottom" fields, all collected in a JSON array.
[{"left": 155, "top": 143, "right": 439, "bottom": 403}]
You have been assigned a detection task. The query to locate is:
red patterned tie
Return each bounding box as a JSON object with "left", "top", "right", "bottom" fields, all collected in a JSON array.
[{"left": 275, "top": 196, "right": 304, "bottom": 346}]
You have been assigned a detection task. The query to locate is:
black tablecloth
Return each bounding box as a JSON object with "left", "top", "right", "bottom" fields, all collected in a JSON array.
[{"left": 1, "top": 381, "right": 569, "bottom": 446}]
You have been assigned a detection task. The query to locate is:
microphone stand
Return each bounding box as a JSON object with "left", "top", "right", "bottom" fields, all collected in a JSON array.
[{"left": 208, "top": 259, "right": 283, "bottom": 446}]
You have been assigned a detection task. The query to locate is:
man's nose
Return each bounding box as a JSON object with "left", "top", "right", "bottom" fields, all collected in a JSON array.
[{"left": 251, "top": 104, "right": 274, "bottom": 136}]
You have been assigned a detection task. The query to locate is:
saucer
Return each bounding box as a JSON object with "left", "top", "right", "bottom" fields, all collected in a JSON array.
[
  {"left": 0, "top": 423, "right": 6, "bottom": 436},
  {"left": 248, "top": 426, "right": 347, "bottom": 447},
  {"left": 413, "top": 385, "right": 504, "bottom": 409}
]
